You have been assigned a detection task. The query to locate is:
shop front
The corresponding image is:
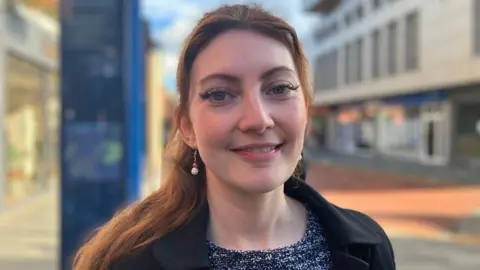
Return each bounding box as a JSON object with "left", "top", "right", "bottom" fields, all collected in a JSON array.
[
  {"left": 378, "top": 92, "right": 450, "bottom": 165},
  {"left": 2, "top": 53, "right": 58, "bottom": 207},
  {"left": 377, "top": 105, "right": 422, "bottom": 160},
  {"left": 327, "top": 91, "right": 450, "bottom": 165},
  {"left": 329, "top": 105, "right": 379, "bottom": 155},
  {"left": 0, "top": 4, "right": 59, "bottom": 209}
]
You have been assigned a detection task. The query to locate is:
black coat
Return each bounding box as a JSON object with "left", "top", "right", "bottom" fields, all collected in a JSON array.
[{"left": 114, "top": 178, "right": 396, "bottom": 270}]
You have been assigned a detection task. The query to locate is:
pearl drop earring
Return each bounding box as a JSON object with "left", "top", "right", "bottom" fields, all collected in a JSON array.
[{"left": 191, "top": 148, "right": 199, "bottom": 175}]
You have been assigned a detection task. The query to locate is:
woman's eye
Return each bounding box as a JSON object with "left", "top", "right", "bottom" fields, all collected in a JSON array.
[
  {"left": 199, "top": 90, "right": 235, "bottom": 105},
  {"left": 267, "top": 84, "right": 298, "bottom": 96}
]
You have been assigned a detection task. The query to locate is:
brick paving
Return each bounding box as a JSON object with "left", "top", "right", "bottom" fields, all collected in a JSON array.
[
  {"left": 306, "top": 162, "right": 460, "bottom": 192},
  {"left": 306, "top": 161, "right": 480, "bottom": 240}
]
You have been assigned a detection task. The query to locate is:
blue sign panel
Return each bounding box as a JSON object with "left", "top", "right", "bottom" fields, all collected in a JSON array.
[
  {"left": 60, "top": 0, "right": 144, "bottom": 268},
  {"left": 64, "top": 123, "right": 123, "bottom": 181}
]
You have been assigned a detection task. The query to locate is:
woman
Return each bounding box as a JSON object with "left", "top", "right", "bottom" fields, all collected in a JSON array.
[{"left": 74, "top": 4, "right": 395, "bottom": 270}]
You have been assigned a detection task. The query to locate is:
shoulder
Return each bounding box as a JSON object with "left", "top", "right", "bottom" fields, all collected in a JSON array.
[
  {"left": 337, "top": 207, "right": 396, "bottom": 269},
  {"left": 337, "top": 207, "right": 387, "bottom": 236}
]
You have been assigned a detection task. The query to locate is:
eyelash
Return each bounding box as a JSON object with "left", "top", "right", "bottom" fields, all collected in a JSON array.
[
  {"left": 198, "top": 83, "right": 300, "bottom": 104},
  {"left": 267, "top": 83, "right": 300, "bottom": 95}
]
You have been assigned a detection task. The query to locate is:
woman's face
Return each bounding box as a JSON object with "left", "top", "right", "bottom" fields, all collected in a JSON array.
[{"left": 182, "top": 30, "right": 308, "bottom": 194}]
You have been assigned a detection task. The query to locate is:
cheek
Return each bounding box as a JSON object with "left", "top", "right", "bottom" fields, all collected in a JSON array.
[
  {"left": 191, "top": 109, "right": 232, "bottom": 146},
  {"left": 273, "top": 100, "right": 308, "bottom": 135}
]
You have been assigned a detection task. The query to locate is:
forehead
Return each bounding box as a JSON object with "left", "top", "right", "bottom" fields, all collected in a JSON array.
[{"left": 191, "top": 30, "right": 296, "bottom": 82}]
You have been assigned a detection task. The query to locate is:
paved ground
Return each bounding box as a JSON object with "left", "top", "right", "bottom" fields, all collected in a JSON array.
[
  {"left": 306, "top": 161, "right": 480, "bottom": 239},
  {"left": 0, "top": 160, "right": 479, "bottom": 269},
  {"left": 0, "top": 188, "right": 58, "bottom": 270},
  {"left": 309, "top": 150, "right": 480, "bottom": 184},
  {"left": 391, "top": 237, "right": 480, "bottom": 270}
]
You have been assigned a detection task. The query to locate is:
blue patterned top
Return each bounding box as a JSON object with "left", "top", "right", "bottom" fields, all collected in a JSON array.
[{"left": 207, "top": 208, "right": 332, "bottom": 269}]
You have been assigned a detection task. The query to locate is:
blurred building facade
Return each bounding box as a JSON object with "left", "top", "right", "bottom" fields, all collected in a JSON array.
[
  {"left": 144, "top": 47, "right": 178, "bottom": 195},
  {"left": 0, "top": 0, "right": 59, "bottom": 210},
  {"left": 305, "top": 0, "right": 480, "bottom": 172}
]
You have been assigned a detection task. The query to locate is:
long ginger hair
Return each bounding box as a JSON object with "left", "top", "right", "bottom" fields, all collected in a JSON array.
[{"left": 73, "top": 4, "right": 313, "bottom": 269}]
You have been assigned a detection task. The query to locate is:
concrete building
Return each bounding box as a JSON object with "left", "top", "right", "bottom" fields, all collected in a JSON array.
[
  {"left": 0, "top": 1, "right": 59, "bottom": 210},
  {"left": 305, "top": 0, "right": 480, "bottom": 173}
]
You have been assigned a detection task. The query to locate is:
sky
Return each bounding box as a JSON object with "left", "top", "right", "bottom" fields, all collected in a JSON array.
[{"left": 141, "top": 0, "right": 321, "bottom": 92}]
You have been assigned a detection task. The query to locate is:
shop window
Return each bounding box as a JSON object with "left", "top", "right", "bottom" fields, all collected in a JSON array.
[
  {"left": 309, "top": 116, "right": 328, "bottom": 148},
  {"left": 454, "top": 103, "right": 480, "bottom": 160},
  {"left": 355, "top": 114, "right": 377, "bottom": 150},
  {"left": 334, "top": 108, "right": 378, "bottom": 153},
  {"left": 380, "top": 106, "right": 421, "bottom": 155}
]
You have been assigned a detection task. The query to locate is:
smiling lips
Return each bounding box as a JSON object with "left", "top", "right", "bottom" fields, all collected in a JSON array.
[{"left": 231, "top": 143, "right": 283, "bottom": 161}]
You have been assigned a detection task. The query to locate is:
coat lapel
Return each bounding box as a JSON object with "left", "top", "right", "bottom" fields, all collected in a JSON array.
[
  {"left": 152, "top": 202, "right": 211, "bottom": 270},
  {"left": 285, "top": 178, "right": 381, "bottom": 270},
  {"left": 152, "top": 177, "right": 382, "bottom": 270},
  {"left": 330, "top": 250, "right": 370, "bottom": 270}
]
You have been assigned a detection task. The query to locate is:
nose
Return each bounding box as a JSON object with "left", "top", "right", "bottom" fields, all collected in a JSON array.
[{"left": 237, "top": 93, "right": 274, "bottom": 134}]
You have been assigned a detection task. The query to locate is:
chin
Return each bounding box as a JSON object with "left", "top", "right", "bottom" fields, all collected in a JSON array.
[{"left": 235, "top": 174, "right": 287, "bottom": 195}]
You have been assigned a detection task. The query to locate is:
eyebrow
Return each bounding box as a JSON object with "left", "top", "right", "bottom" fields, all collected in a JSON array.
[{"left": 198, "top": 66, "right": 295, "bottom": 86}]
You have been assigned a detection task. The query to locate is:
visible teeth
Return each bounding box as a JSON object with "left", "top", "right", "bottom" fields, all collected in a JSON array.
[{"left": 243, "top": 146, "right": 275, "bottom": 153}]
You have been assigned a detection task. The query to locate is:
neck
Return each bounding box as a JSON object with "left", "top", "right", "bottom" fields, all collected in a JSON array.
[{"left": 206, "top": 177, "right": 307, "bottom": 251}]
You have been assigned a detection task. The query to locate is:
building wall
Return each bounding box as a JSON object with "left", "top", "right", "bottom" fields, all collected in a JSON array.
[
  {"left": 5, "top": 4, "right": 57, "bottom": 70},
  {"left": 311, "top": 0, "right": 480, "bottom": 105}
]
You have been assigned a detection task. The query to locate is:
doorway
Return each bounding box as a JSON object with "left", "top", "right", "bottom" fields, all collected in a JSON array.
[{"left": 420, "top": 104, "right": 448, "bottom": 165}]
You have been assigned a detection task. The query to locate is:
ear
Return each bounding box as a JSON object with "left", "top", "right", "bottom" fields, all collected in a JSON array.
[{"left": 179, "top": 115, "right": 197, "bottom": 148}]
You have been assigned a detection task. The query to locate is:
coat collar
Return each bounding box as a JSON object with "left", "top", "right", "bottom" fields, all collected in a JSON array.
[{"left": 152, "top": 177, "right": 381, "bottom": 270}]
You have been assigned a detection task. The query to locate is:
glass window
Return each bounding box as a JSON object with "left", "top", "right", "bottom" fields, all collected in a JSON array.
[
  {"left": 388, "top": 21, "right": 398, "bottom": 75},
  {"left": 405, "top": 11, "right": 419, "bottom": 71},
  {"left": 454, "top": 103, "right": 480, "bottom": 159},
  {"left": 357, "top": 37, "right": 364, "bottom": 82},
  {"left": 344, "top": 43, "right": 350, "bottom": 84},
  {"left": 334, "top": 108, "right": 378, "bottom": 153},
  {"left": 380, "top": 106, "right": 421, "bottom": 155},
  {"left": 357, "top": 5, "right": 364, "bottom": 20},
  {"left": 372, "top": 29, "right": 381, "bottom": 79}
]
